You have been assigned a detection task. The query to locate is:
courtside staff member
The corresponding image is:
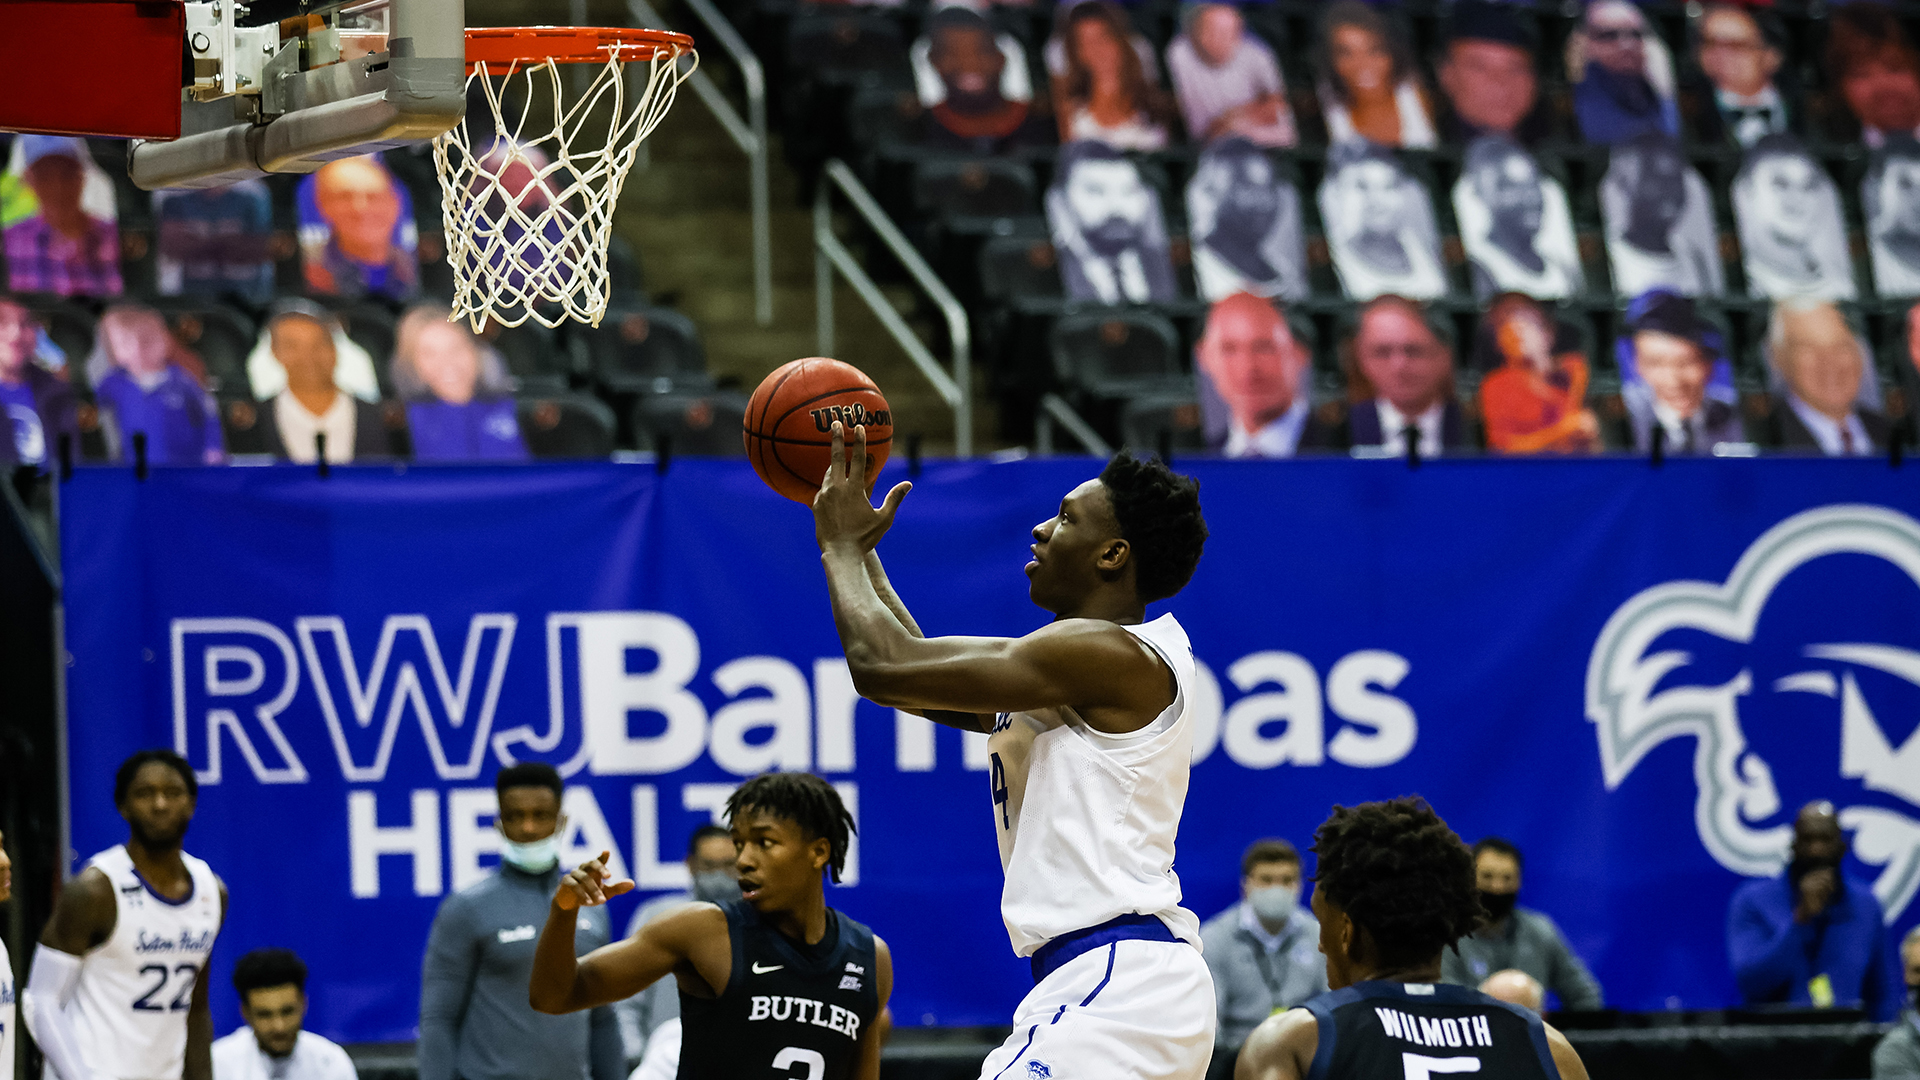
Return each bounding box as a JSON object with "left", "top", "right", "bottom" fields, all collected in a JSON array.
[{"left": 418, "top": 764, "right": 622, "bottom": 1080}]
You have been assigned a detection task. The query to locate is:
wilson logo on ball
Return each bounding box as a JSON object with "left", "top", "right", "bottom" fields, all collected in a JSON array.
[{"left": 809, "top": 404, "right": 892, "bottom": 433}]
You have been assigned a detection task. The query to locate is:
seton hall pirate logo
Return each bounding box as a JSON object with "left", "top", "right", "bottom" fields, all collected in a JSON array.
[{"left": 1587, "top": 505, "right": 1920, "bottom": 922}]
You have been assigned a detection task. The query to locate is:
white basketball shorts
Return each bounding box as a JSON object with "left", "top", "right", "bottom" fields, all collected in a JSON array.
[{"left": 977, "top": 938, "right": 1216, "bottom": 1080}]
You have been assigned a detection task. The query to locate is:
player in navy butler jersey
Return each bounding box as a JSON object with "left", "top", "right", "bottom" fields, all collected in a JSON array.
[
  {"left": 1236, "top": 798, "right": 1590, "bottom": 1080},
  {"left": 528, "top": 773, "right": 892, "bottom": 1080}
]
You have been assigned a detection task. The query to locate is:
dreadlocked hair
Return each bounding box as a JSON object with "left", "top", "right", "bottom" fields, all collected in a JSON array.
[
  {"left": 725, "top": 772, "right": 857, "bottom": 883},
  {"left": 1311, "top": 797, "right": 1484, "bottom": 970},
  {"left": 1098, "top": 453, "right": 1207, "bottom": 603}
]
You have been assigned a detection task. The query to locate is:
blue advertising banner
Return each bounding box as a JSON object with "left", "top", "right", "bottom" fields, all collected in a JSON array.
[{"left": 60, "top": 457, "right": 1920, "bottom": 1044}]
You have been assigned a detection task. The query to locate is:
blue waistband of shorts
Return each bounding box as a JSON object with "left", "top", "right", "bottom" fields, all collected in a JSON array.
[{"left": 1029, "top": 912, "right": 1181, "bottom": 983}]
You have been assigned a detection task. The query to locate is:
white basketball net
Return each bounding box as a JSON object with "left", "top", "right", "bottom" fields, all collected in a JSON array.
[{"left": 433, "top": 44, "right": 695, "bottom": 330}]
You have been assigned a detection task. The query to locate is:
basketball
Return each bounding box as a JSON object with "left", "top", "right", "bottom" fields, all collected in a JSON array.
[{"left": 743, "top": 357, "right": 893, "bottom": 504}]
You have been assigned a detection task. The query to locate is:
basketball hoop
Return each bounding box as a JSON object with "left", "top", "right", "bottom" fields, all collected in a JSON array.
[{"left": 434, "top": 26, "right": 696, "bottom": 331}]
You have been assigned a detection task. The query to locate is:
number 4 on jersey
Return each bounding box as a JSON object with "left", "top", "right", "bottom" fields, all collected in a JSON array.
[{"left": 989, "top": 753, "right": 1010, "bottom": 829}]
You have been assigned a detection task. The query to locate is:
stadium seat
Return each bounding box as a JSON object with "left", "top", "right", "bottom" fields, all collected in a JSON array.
[
  {"left": 146, "top": 299, "right": 258, "bottom": 398},
  {"left": 1118, "top": 387, "right": 1207, "bottom": 454},
  {"left": 785, "top": 9, "right": 913, "bottom": 89},
  {"left": 515, "top": 393, "right": 617, "bottom": 459},
  {"left": 607, "top": 235, "right": 647, "bottom": 307},
  {"left": 913, "top": 158, "right": 1039, "bottom": 228},
  {"left": 1050, "top": 308, "right": 1187, "bottom": 400},
  {"left": 584, "top": 306, "right": 713, "bottom": 396},
  {"left": 481, "top": 322, "right": 570, "bottom": 396},
  {"left": 632, "top": 391, "right": 750, "bottom": 457},
  {"left": 977, "top": 232, "right": 1065, "bottom": 307},
  {"left": 328, "top": 302, "right": 399, "bottom": 394}
]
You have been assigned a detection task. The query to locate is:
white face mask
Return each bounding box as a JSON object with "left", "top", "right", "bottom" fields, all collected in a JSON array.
[
  {"left": 1249, "top": 884, "right": 1300, "bottom": 924},
  {"left": 498, "top": 814, "right": 568, "bottom": 873}
]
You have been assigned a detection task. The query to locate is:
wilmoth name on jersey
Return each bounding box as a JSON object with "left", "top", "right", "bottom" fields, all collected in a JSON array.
[
  {"left": 746, "top": 995, "right": 863, "bottom": 1041},
  {"left": 135, "top": 929, "right": 216, "bottom": 955},
  {"left": 1373, "top": 1008, "right": 1496, "bottom": 1050}
]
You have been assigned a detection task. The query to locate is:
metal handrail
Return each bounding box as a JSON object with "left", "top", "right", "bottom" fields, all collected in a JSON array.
[
  {"left": 814, "top": 159, "right": 973, "bottom": 458},
  {"left": 1035, "top": 392, "right": 1112, "bottom": 456},
  {"left": 625, "top": 0, "right": 772, "bottom": 326}
]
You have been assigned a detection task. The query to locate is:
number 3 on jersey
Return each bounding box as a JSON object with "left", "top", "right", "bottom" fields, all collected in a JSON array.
[{"left": 989, "top": 753, "right": 1010, "bottom": 830}]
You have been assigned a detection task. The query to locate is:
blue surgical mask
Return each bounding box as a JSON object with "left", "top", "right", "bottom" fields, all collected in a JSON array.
[
  {"left": 1249, "top": 885, "right": 1299, "bottom": 925},
  {"left": 691, "top": 869, "right": 742, "bottom": 903},
  {"left": 500, "top": 834, "right": 561, "bottom": 873}
]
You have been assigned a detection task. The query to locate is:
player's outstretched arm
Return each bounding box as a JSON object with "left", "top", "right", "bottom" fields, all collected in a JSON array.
[
  {"left": 530, "top": 853, "right": 725, "bottom": 1014},
  {"left": 855, "top": 936, "right": 895, "bottom": 1080},
  {"left": 814, "top": 424, "right": 1168, "bottom": 731},
  {"left": 1235, "top": 1009, "right": 1318, "bottom": 1080},
  {"left": 1543, "top": 1022, "right": 1590, "bottom": 1080}
]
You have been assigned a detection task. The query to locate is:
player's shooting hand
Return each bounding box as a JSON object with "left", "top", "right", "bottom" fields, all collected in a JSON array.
[
  {"left": 814, "top": 421, "right": 910, "bottom": 553},
  {"left": 554, "top": 851, "right": 635, "bottom": 911}
]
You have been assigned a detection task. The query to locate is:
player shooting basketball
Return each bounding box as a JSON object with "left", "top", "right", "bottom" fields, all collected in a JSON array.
[{"left": 813, "top": 423, "right": 1216, "bottom": 1080}]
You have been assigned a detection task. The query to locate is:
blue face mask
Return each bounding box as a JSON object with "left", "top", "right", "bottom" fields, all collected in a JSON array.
[
  {"left": 500, "top": 834, "right": 562, "bottom": 873},
  {"left": 1249, "top": 884, "right": 1299, "bottom": 924}
]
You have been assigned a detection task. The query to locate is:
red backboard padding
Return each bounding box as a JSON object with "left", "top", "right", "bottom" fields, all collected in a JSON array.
[{"left": 0, "top": 1, "right": 184, "bottom": 140}]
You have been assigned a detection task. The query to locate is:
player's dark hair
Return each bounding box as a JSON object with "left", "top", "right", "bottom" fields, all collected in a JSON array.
[
  {"left": 495, "top": 761, "right": 563, "bottom": 802},
  {"left": 1311, "top": 797, "right": 1484, "bottom": 970},
  {"left": 1241, "top": 838, "right": 1300, "bottom": 878},
  {"left": 1098, "top": 453, "right": 1207, "bottom": 603},
  {"left": 1471, "top": 836, "right": 1524, "bottom": 870},
  {"left": 726, "top": 773, "right": 857, "bottom": 884},
  {"left": 114, "top": 749, "right": 197, "bottom": 807},
  {"left": 688, "top": 823, "right": 732, "bottom": 857},
  {"left": 232, "top": 947, "right": 308, "bottom": 1001}
]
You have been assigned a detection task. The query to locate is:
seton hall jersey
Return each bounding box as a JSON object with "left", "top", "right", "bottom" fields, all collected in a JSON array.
[
  {"left": 67, "top": 846, "right": 221, "bottom": 1080},
  {"left": 986, "top": 613, "right": 1203, "bottom": 956},
  {"left": 1302, "top": 981, "right": 1560, "bottom": 1080},
  {"left": 677, "top": 899, "right": 879, "bottom": 1080}
]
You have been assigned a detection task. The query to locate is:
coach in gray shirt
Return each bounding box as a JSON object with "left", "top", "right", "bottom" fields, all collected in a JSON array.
[
  {"left": 419, "top": 763, "right": 621, "bottom": 1080},
  {"left": 1873, "top": 926, "right": 1920, "bottom": 1077},
  {"left": 1442, "top": 837, "right": 1604, "bottom": 1012},
  {"left": 1201, "top": 839, "right": 1328, "bottom": 1075}
]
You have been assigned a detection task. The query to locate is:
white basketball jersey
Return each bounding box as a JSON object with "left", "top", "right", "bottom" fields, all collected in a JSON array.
[
  {"left": 2, "top": 935, "right": 15, "bottom": 1080},
  {"left": 66, "top": 846, "right": 221, "bottom": 1080},
  {"left": 987, "top": 613, "right": 1203, "bottom": 957}
]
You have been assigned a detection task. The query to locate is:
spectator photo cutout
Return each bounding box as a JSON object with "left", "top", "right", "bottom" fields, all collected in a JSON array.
[
  {"left": 1166, "top": 4, "right": 1297, "bottom": 148},
  {"left": 297, "top": 155, "right": 421, "bottom": 301},
  {"left": 1601, "top": 132, "right": 1724, "bottom": 298},
  {"left": 1045, "top": 141, "right": 1177, "bottom": 304},
  {"left": 1454, "top": 135, "right": 1584, "bottom": 301},
  {"left": 1314, "top": 2, "right": 1436, "bottom": 148},
  {"left": 3, "top": 135, "right": 123, "bottom": 299},
  {"left": 1732, "top": 136, "right": 1855, "bottom": 302},
  {"left": 1865, "top": 139, "right": 1920, "bottom": 298},
  {"left": 1570, "top": 0, "right": 1680, "bottom": 145},
  {"left": 1318, "top": 140, "right": 1445, "bottom": 301},
  {"left": 1187, "top": 138, "right": 1307, "bottom": 302}
]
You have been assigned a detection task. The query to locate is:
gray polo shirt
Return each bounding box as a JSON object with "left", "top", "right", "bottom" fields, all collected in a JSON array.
[
  {"left": 1440, "top": 906, "right": 1604, "bottom": 1011},
  {"left": 1875, "top": 1010, "right": 1920, "bottom": 1077},
  {"left": 1199, "top": 901, "right": 1329, "bottom": 1050},
  {"left": 418, "top": 863, "right": 623, "bottom": 1080}
]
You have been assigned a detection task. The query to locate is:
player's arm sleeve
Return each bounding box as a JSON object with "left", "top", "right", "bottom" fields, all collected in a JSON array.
[
  {"left": 1542, "top": 918, "right": 1603, "bottom": 1011},
  {"left": 327, "top": 1041, "right": 362, "bottom": 1080},
  {"left": 1726, "top": 890, "right": 1809, "bottom": 1003},
  {"left": 417, "top": 895, "right": 479, "bottom": 1080},
  {"left": 22, "top": 946, "right": 96, "bottom": 1080}
]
